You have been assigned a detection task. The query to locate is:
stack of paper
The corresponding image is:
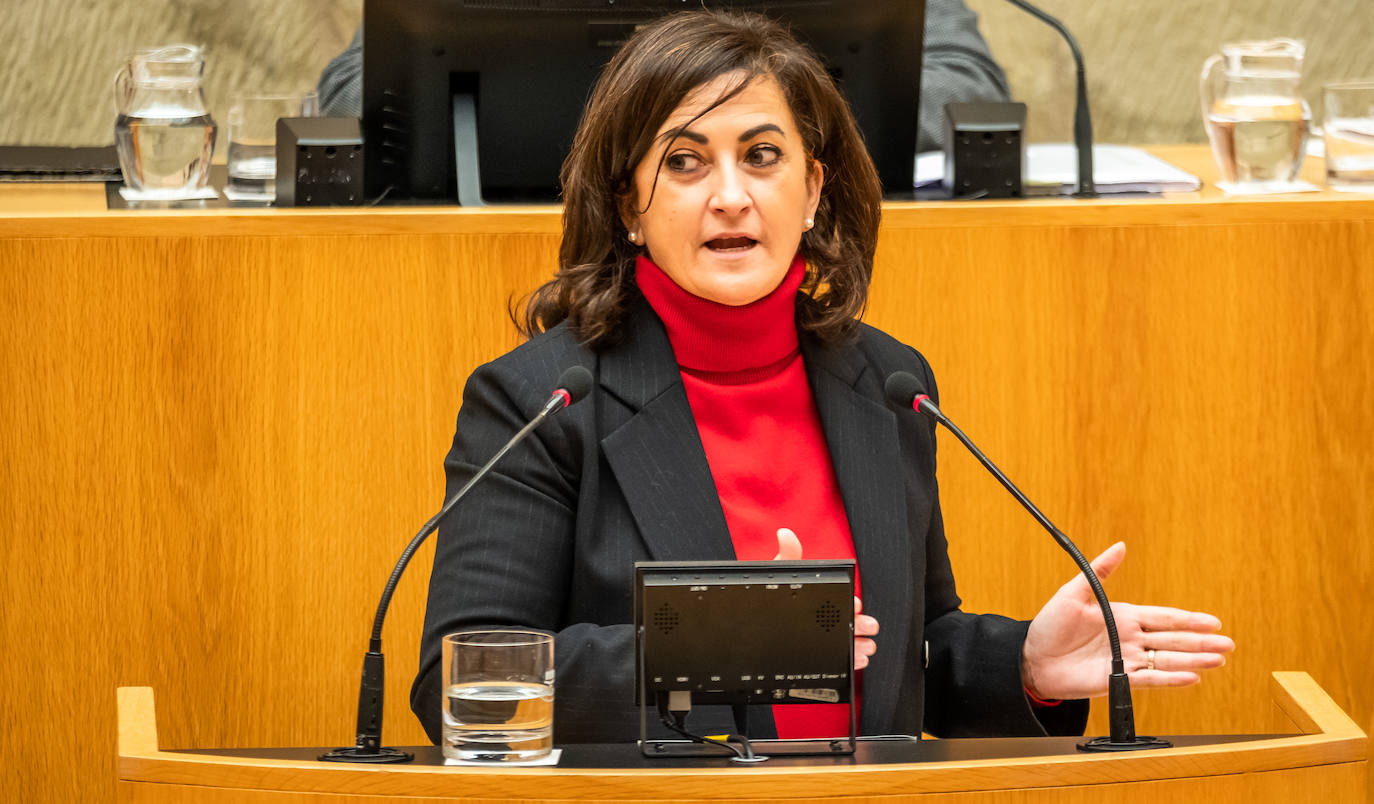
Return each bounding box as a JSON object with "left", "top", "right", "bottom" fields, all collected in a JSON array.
[{"left": 915, "top": 144, "right": 1202, "bottom": 194}]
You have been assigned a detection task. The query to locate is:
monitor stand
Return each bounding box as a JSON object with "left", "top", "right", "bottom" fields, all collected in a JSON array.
[
  {"left": 452, "top": 91, "right": 484, "bottom": 206},
  {"left": 636, "top": 649, "right": 857, "bottom": 762}
]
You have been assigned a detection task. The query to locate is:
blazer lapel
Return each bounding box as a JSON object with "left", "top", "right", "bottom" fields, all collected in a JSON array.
[
  {"left": 802, "top": 335, "right": 913, "bottom": 736},
  {"left": 599, "top": 297, "right": 736, "bottom": 563}
]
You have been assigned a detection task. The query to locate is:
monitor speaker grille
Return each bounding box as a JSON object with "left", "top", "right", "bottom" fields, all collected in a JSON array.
[
  {"left": 652, "top": 603, "right": 679, "bottom": 634},
  {"left": 815, "top": 600, "right": 842, "bottom": 632}
]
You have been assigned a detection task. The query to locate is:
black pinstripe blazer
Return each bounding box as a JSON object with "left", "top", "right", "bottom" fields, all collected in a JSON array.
[{"left": 409, "top": 295, "right": 1087, "bottom": 743}]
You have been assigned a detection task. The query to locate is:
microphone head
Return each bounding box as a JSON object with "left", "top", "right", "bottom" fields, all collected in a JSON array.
[
  {"left": 554, "top": 365, "right": 594, "bottom": 406},
  {"left": 883, "top": 371, "right": 927, "bottom": 411}
]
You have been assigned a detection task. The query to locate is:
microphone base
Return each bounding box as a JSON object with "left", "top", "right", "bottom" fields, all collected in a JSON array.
[
  {"left": 318, "top": 745, "right": 415, "bottom": 763},
  {"left": 1077, "top": 735, "right": 1172, "bottom": 752}
]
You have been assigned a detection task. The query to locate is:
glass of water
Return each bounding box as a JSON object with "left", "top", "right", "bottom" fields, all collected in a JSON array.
[
  {"left": 226, "top": 91, "right": 318, "bottom": 199},
  {"left": 442, "top": 630, "right": 554, "bottom": 761},
  {"left": 1324, "top": 81, "right": 1374, "bottom": 191}
]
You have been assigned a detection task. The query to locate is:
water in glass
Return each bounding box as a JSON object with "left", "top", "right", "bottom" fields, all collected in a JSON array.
[
  {"left": 1324, "top": 82, "right": 1374, "bottom": 190},
  {"left": 227, "top": 143, "right": 277, "bottom": 195},
  {"left": 443, "top": 681, "right": 554, "bottom": 760},
  {"left": 1206, "top": 99, "right": 1308, "bottom": 183}
]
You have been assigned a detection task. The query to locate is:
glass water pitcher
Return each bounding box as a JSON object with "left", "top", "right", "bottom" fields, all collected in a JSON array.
[
  {"left": 1200, "top": 38, "right": 1309, "bottom": 185},
  {"left": 114, "top": 44, "right": 217, "bottom": 197}
]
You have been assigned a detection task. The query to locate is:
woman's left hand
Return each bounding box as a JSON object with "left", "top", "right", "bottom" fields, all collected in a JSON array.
[
  {"left": 1020, "top": 542, "right": 1236, "bottom": 701},
  {"left": 773, "top": 528, "right": 878, "bottom": 669}
]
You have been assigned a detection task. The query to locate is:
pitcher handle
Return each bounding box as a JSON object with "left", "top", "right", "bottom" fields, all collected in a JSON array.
[
  {"left": 1199, "top": 53, "right": 1223, "bottom": 129},
  {"left": 113, "top": 59, "right": 134, "bottom": 117}
]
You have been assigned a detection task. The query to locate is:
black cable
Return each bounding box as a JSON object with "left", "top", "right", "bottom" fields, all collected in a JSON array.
[
  {"left": 655, "top": 699, "right": 754, "bottom": 761},
  {"left": 362, "top": 184, "right": 394, "bottom": 207}
]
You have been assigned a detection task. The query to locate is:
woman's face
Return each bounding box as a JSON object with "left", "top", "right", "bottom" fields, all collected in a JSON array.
[{"left": 623, "top": 72, "right": 822, "bottom": 307}]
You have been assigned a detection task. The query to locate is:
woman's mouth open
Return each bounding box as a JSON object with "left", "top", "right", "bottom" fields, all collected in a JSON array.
[{"left": 705, "top": 236, "right": 757, "bottom": 252}]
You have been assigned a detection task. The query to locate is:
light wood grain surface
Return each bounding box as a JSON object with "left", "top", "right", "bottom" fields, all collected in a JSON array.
[
  {"left": 112, "top": 675, "right": 1367, "bottom": 802},
  {"left": 2, "top": 146, "right": 1372, "bottom": 804},
  {"left": 115, "top": 767, "right": 1369, "bottom": 804}
]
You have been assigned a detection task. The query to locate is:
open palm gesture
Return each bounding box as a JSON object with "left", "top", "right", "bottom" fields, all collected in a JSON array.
[{"left": 1020, "top": 542, "right": 1235, "bottom": 701}]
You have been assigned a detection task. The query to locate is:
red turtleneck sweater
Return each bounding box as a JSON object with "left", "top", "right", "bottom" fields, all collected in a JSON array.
[{"left": 636, "top": 254, "right": 859, "bottom": 738}]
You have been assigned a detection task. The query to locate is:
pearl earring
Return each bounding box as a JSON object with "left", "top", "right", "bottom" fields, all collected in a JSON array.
[
  {"left": 627, "top": 231, "right": 638, "bottom": 244},
  {"left": 804, "top": 217, "right": 814, "bottom": 230}
]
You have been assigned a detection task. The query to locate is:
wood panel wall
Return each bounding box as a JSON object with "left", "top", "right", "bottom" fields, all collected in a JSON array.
[
  {"left": 0, "top": 213, "right": 560, "bottom": 803},
  {"left": 1, "top": 181, "right": 1371, "bottom": 803},
  {"left": 867, "top": 201, "right": 1374, "bottom": 742}
]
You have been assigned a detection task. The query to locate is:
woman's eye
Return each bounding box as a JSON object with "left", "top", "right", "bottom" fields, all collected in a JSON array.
[
  {"left": 665, "top": 152, "right": 703, "bottom": 172},
  {"left": 746, "top": 145, "right": 782, "bottom": 167}
]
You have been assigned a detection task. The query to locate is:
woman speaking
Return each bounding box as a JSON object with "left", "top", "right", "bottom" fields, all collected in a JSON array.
[{"left": 410, "top": 10, "right": 1233, "bottom": 744}]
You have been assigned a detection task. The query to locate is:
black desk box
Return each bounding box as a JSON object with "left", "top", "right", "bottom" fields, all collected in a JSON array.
[
  {"left": 943, "top": 102, "right": 1027, "bottom": 198},
  {"left": 276, "top": 117, "right": 364, "bottom": 206}
]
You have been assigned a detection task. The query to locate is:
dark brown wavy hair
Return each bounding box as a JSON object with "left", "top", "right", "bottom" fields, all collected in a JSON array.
[{"left": 521, "top": 10, "right": 883, "bottom": 347}]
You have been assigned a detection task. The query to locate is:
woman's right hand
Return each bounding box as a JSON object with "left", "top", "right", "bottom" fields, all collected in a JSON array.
[{"left": 773, "top": 528, "right": 879, "bottom": 669}]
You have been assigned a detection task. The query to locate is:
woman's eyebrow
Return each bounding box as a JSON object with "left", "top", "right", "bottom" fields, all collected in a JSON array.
[
  {"left": 656, "top": 122, "right": 785, "bottom": 146},
  {"left": 658, "top": 126, "right": 708, "bottom": 145},
  {"left": 738, "top": 123, "right": 783, "bottom": 141}
]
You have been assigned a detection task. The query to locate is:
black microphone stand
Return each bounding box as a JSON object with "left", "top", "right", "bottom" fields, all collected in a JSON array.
[
  {"left": 321, "top": 370, "right": 590, "bottom": 762},
  {"left": 887, "top": 373, "right": 1167, "bottom": 751},
  {"left": 1005, "top": 0, "right": 1097, "bottom": 198}
]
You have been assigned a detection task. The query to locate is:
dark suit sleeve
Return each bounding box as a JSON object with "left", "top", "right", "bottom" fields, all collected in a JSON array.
[
  {"left": 317, "top": 27, "right": 362, "bottom": 118},
  {"left": 919, "top": 0, "right": 1011, "bottom": 152},
  {"left": 409, "top": 354, "right": 640, "bottom": 745},
  {"left": 911, "top": 352, "right": 1089, "bottom": 737}
]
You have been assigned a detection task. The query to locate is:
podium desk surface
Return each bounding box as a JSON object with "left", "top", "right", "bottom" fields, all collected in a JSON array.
[
  {"left": 184, "top": 732, "right": 1282, "bottom": 767},
  {"left": 116, "top": 673, "right": 1367, "bottom": 803}
]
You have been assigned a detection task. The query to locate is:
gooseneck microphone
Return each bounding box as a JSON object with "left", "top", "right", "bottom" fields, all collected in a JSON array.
[
  {"left": 1004, "top": 0, "right": 1097, "bottom": 198},
  {"left": 321, "top": 365, "right": 595, "bottom": 763},
  {"left": 883, "top": 371, "right": 1168, "bottom": 752}
]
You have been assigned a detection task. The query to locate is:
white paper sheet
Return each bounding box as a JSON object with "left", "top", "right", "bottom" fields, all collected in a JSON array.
[{"left": 916, "top": 144, "right": 1203, "bottom": 194}]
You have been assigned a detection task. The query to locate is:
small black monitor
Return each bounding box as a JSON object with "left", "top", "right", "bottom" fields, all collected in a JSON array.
[
  {"left": 633, "top": 559, "right": 857, "bottom": 756},
  {"left": 362, "top": 0, "right": 925, "bottom": 204},
  {"left": 634, "top": 560, "right": 855, "bottom": 706}
]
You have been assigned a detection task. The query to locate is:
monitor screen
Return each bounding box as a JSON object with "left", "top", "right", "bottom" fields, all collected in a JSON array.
[{"left": 362, "top": 0, "right": 925, "bottom": 203}]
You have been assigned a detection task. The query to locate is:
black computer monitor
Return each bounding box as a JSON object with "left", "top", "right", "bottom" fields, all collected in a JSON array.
[{"left": 362, "top": 0, "right": 925, "bottom": 204}]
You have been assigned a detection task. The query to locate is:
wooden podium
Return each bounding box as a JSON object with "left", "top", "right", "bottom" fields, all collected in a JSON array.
[
  {"left": 117, "top": 672, "right": 1366, "bottom": 803},
  {"left": 7, "top": 147, "right": 1372, "bottom": 804}
]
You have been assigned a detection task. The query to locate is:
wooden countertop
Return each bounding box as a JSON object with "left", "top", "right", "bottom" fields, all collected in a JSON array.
[{"left": 2, "top": 145, "right": 1369, "bottom": 239}]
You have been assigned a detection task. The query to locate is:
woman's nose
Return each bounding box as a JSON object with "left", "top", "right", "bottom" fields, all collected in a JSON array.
[{"left": 709, "top": 163, "right": 751, "bottom": 217}]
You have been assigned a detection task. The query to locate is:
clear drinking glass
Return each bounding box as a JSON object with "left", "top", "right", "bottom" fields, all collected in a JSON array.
[
  {"left": 1323, "top": 81, "right": 1374, "bottom": 191},
  {"left": 226, "top": 91, "right": 319, "bottom": 199},
  {"left": 442, "top": 630, "right": 554, "bottom": 761}
]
